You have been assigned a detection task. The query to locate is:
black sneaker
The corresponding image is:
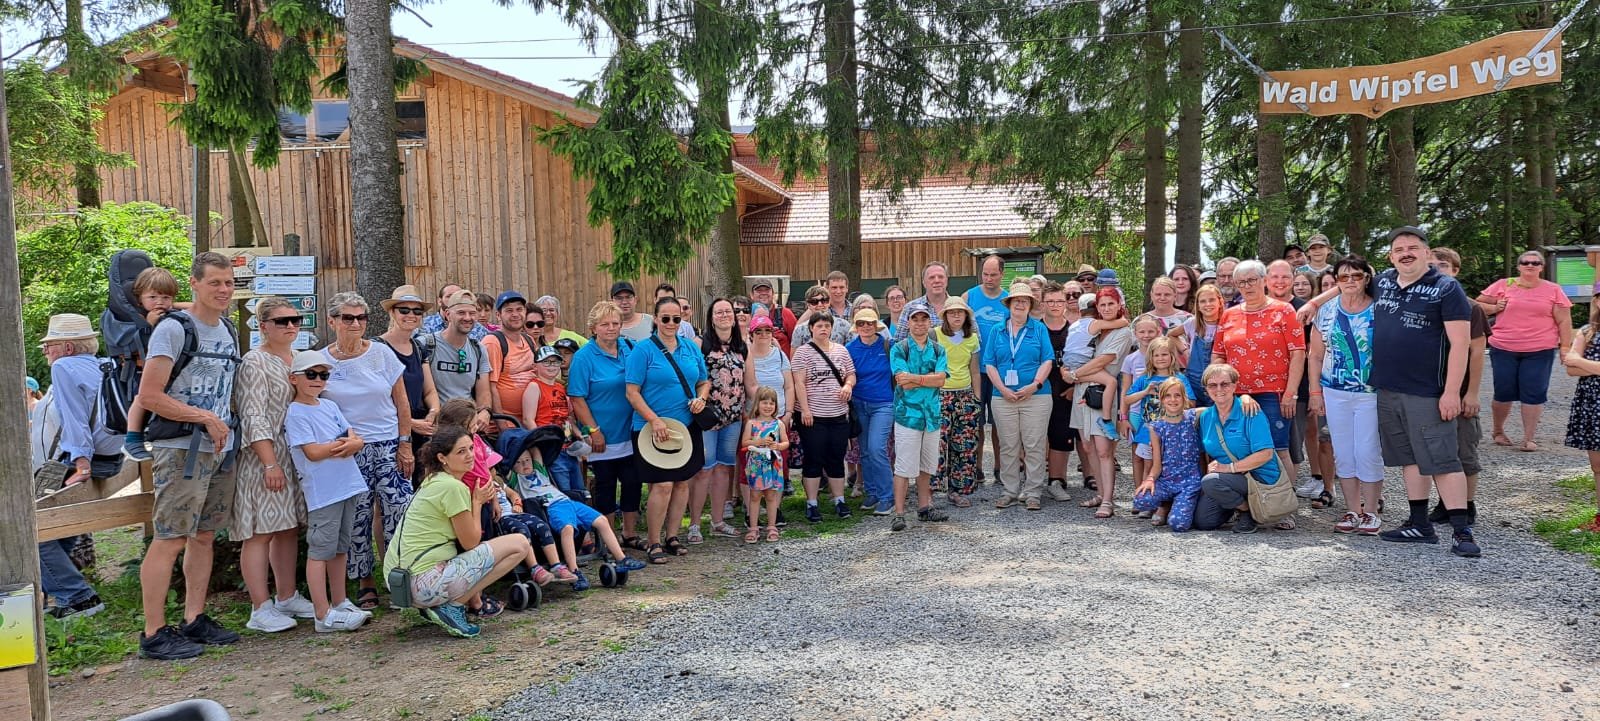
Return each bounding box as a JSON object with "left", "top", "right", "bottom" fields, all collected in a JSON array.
[
  {"left": 1427, "top": 501, "right": 1448, "bottom": 524},
  {"left": 1451, "top": 528, "right": 1482, "bottom": 557},
  {"left": 834, "top": 499, "right": 851, "bottom": 519},
  {"left": 917, "top": 506, "right": 949, "bottom": 523},
  {"left": 805, "top": 504, "right": 822, "bottom": 523},
  {"left": 180, "top": 613, "right": 240, "bottom": 646},
  {"left": 47, "top": 594, "right": 105, "bottom": 619},
  {"left": 890, "top": 515, "right": 907, "bottom": 532},
  {"left": 140, "top": 625, "right": 205, "bottom": 660},
  {"left": 775, "top": 508, "right": 788, "bottom": 527},
  {"left": 1232, "top": 513, "right": 1258, "bottom": 534},
  {"left": 1378, "top": 520, "right": 1439, "bottom": 544}
]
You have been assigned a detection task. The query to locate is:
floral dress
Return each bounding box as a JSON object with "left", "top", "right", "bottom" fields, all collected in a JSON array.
[
  {"left": 1132, "top": 408, "right": 1204, "bottom": 532},
  {"left": 1566, "top": 327, "right": 1600, "bottom": 452},
  {"left": 744, "top": 419, "right": 784, "bottom": 491}
]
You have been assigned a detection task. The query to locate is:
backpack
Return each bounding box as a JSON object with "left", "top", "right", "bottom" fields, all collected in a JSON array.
[
  {"left": 143, "top": 312, "right": 242, "bottom": 442},
  {"left": 98, "top": 249, "right": 156, "bottom": 434}
]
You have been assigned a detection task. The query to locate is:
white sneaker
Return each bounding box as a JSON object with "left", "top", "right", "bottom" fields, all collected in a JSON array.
[
  {"left": 336, "top": 599, "right": 374, "bottom": 620},
  {"left": 1295, "top": 477, "right": 1323, "bottom": 499},
  {"left": 1357, "top": 513, "right": 1382, "bottom": 535},
  {"left": 1045, "top": 484, "right": 1072, "bottom": 502},
  {"left": 314, "top": 607, "right": 367, "bottom": 633},
  {"left": 273, "top": 591, "right": 317, "bottom": 619},
  {"left": 722, "top": 501, "right": 736, "bottom": 521},
  {"left": 246, "top": 601, "right": 297, "bottom": 633}
]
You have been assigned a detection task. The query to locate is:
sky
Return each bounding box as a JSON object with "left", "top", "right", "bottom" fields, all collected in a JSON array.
[{"left": 392, "top": 3, "right": 614, "bottom": 99}]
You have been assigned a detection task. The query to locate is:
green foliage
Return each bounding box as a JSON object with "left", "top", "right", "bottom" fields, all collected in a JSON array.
[
  {"left": 1048, "top": 230, "right": 1145, "bottom": 312},
  {"left": 1532, "top": 474, "right": 1600, "bottom": 568},
  {"left": 4, "top": 58, "right": 132, "bottom": 213},
  {"left": 18, "top": 202, "right": 197, "bottom": 384}
]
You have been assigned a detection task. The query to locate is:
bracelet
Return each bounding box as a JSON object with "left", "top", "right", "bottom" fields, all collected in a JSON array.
[{"left": 262, "top": 463, "right": 278, "bottom": 470}]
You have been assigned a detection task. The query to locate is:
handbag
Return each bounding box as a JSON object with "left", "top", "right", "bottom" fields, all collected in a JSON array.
[
  {"left": 1210, "top": 408, "right": 1297, "bottom": 524},
  {"left": 653, "top": 337, "right": 719, "bottom": 430},
  {"left": 385, "top": 512, "right": 454, "bottom": 610},
  {"left": 809, "top": 342, "right": 861, "bottom": 438},
  {"left": 1083, "top": 384, "right": 1105, "bottom": 410}
]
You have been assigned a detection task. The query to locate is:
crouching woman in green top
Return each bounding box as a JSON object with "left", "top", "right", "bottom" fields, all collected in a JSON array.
[{"left": 385, "top": 427, "right": 535, "bottom": 638}]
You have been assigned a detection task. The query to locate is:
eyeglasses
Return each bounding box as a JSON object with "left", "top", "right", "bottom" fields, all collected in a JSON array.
[
  {"left": 336, "top": 313, "right": 369, "bottom": 324},
  {"left": 1336, "top": 273, "right": 1366, "bottom": 282},
  {"left": 1204, "top": 381, "right": 1236, "bottom": 389},
  {"left": 1044, "top": 299, "right": 1068, "bottom": 304},
  {"left": 658, "top": 315, "right": 682, "bottom": 325},
  {"left": 297, "top": 370, "right": 331, "bottom": 381},
  {"left": 539, "top": 307, "right": 558, "bottom": 316},
  {"left": 1234, "top": 277, "right": 1261, "bottom": 287},
  {"left": 1519, "top": 259, "right": 1544, "bottom": 267},
  {"left": 393, "top": 306, "right": 425, "bottom": 316},
  {"left": 268, "top": 315, "right": 304, "bottom": 327}
]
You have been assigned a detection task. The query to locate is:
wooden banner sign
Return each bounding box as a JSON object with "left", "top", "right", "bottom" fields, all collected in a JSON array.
[{"left": 1260, "top": 29, "right": 1562, "bottom": 118}]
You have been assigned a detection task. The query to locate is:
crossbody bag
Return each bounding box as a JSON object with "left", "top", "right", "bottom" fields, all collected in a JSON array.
[
  {"left": 652, "top": 337, "right": 719, "bottom": 430},
  {"left": 1210, "top": 409, "right": 1296, "bottom": 523},
  {"left": 808, "top": 341, "right": 862, "bottom": 438}
]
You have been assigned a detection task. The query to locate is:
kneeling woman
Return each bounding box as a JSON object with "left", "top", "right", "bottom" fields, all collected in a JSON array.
[
  {"left": 1193, "top": 363, "right": 1283, "bottom": 534},
  {"left": 386, "top": 427, "right": 536, "bottom": 639}
]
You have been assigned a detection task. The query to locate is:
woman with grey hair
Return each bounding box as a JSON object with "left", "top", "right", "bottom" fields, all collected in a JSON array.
[
  {"left": 534, "top": 295, "right": 588, "bottom": 348},
  {"left": 318, "top": 291, "right": 415, "bottom": 610}
]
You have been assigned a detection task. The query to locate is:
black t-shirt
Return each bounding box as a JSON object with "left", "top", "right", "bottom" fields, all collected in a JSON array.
[{"left": 1047, "top": 319, "right": 1071, "bottom": 398}]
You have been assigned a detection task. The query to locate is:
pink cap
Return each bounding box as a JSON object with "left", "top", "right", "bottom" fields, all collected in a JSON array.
[{"left": 749, "top": 315, "right": 775, "bottom": 332}]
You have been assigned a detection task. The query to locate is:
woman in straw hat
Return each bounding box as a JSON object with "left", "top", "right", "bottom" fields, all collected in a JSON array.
[
  {"left": 376, "top": 285, "right": 441, "bottom": 456},
  {"left": 984, "top": 281, "right": 1057, "bottom": 511},
  {"left": 933, "top": 296, "right": 981, "bottom": 505}
]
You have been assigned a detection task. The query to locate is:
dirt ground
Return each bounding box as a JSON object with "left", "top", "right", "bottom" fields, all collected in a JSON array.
[{"left": 50, "top": 534, "right": 761, "bottom": 721}]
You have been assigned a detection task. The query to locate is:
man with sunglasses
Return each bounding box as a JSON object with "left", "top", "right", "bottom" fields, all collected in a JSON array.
[
  {"left": 792, "top": 284, "right": 853, "bottom": 346},
  {"left": 485, "top": 291, "right": 540, "bottom": 422},
  {"left": 424, "top": 291, "right": 492, "bottom": 421},
  {"left": 614, "top": 281, "right": 654, "bottom": 342}
]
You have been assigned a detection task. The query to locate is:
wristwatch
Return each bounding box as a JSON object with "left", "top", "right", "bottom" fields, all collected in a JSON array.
[{"left": 397, "top": 434, "right": 411, "bottom": 443}]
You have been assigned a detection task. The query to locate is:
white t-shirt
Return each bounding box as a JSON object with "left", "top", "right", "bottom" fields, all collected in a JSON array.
[
  {"left": 284, "top": 399, "right": 367, "bottom": 511},
  {"left": 1121, "top": 349, "right": 1146, "bottom": 378},
  {"left": 319, "top": 343, "right": 405, "bottom": 441},
  {"left": 518, "top": 465, "right": 570, "bottom": 508}
]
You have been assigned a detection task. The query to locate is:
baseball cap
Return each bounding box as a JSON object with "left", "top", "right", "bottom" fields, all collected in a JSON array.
[
  {"left": 554, "top": 338, "right": 580, "bottom": 352},
  {"left": 495, "top": 291, "right": 528, "bottom": 311},
  {"left": 749, "top": 278, "right": 774, "bottom": 291},
  {"left": 749, "top": 315, "right": 775, "bottom": 332},
  {"left": 610, "top": 281, "right": 636, "bottom": 298},
  {"left": 534, "top": 345, "right": 561, "bottom": 363},
  {"left": 445, "top": 290, "right": 477, "bottom": 309},
  {"left": 907, "top": 304, "right": 932, "bottom": 319},
  {"left": 1386, "top": 225, "right": 1428, "bottom": 244},
  {"left": 1307, "top": 234, "right": 1331, "bottom": 249},
  {"left": 291, "top": 350, "right": 331, "bottom": 374},
  {"left": 1096, "top": 268, "right": 1120, "bottom": 287}
]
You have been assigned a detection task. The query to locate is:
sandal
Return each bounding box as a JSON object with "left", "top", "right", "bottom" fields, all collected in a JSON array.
[
  {"left": 355, "top": 587, "right": 379, "bottom": 611},
  {"left": 1082, "top": 476, "right": 1098, "bottom": 492},
  {"left": 1311, "top": 491, "right": 1334, "bottom": 509},
  {"left": 766, "top": 526, "right": 780, "bottom": 542},
  {"left": 1079, "top": 497, "right": 1103, "bottom": 508},
  {"left": 744, "top": 527, "right": 759, "bottom": 544},
  {"left": 1094, "top": 501, "right": 1115, "bottom": 519},
  {"left": 664, "top": 536, "right": 688, "bottom": 556},
  {"left": 472, "top": 595, "right": 503, "bottom": 618},
  {"left": 621, "top": 536, "right": 648, "bottom": 551},
  {"left": 1492, "top": 432, "right": 1513, "bottom": 447},
  {"left": 1520, "top": 440, "right": 1539, "bottom": 452},
  {"left": 947, "top": 492, "right": 971, "bottom": 508},
  {"left": 646, "top": 544, "right": 669, "bottom": 564}
]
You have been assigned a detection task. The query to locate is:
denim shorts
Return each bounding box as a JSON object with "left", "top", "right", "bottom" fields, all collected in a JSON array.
[
  {"left": 1489, "top": 347, "right": 1556, "bottom": 405},
  {"left": 702, "top": 423, "right": 743, "bottom": 469},
  {"left": 1252, "top": 392, "right": 1291, "bottom": 450},
  {"left": 545, "top": 499, "right": 602, "bottom": 534}
]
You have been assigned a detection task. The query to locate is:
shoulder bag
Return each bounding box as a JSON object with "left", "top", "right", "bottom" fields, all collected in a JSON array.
[
  {"left": 385, "top": 511, "right": 455, "bottom": 610},
  {"left": 808, "top": 341, "right": 861, "bottom": 438},
  {"left": 652, "top": 337, "right": 720, "bottom": 430},
  {"left": 1209, "top": 408, "right": 1296, "bottom": 524}
]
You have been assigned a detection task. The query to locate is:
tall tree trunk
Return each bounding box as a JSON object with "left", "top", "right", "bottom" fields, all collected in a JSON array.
[
  {"left": 1256, "top": 111, "right": 1287, "bottom": 261},
  {"left": 1173, "top": 9, "right": 1202, "bottom": 268},
  {"left": 227, "top": 147, "right": 254, "bottom": 248},
  {"left": 1539, "top": 86, "right": 1559, "bottom": 245},
  {"left": 692, "top": 2, "right": 743, "bottom": 297},
  {"left": 823, "top": 0, "right": 861, "bottom": 282},
  {"left": 1501, "top": 100, "right": 1517, "bottom": 276},
  {"left": 1141, "top": 2, "right": 1168, "bottom": 291},
  {"left": 1387, "top": 109, "right": 1418, "bottom": 224},
  {"left": 66, "top": 0, "right": 99, "bottom": 208},
  {"left": 1345, "top": 115, "right": 1368, "bottom": 251},
  {"left": 1520, "top": 93, "right": 1545, "bottom": 248},
  {"left": 345, "top": 0, "right": 407, "bottom": 335},
  {"left": 192, "top": 143, "right": 211, "bottom": 251}
]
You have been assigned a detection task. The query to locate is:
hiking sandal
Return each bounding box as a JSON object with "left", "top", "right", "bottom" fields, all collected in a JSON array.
[
  {"left": 646, "top": 544, "right": 669, "bottom": 564},
  {"left": 354, "top": 587, "right": 379, "bottom": 611},
  {"left": 1311, "top": 491, "right": 1334, "bottom": 509},
  {"left": 621, "top": 536, "right": 648, "bottom": 551},
  {"left": 664, "top": 536, "right": 688, "bottom": 556}
]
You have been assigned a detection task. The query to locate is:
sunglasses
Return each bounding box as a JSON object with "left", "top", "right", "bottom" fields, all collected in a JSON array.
[
  {"left": 734, "top": 306, "right": 751, "bottom": 314},
  {"left": 527, "top": 320, "right": 547, "bottom": 328},
  {"left": 1063, "top": 293, "right": 1082, "bottom": 299},
  {"left": 393, "top": 306, "right": 425, "bottom": 316},
  {"left": 1204, "top": 381, "right": 1235, "bottom": 389},
  {"left": 807, "top": 297, "right": 827, "bottom": 305},
  {"left": 268, "top": 315, "right": 304, "bottom": 327},
  {"left": 455, "top": 349, "right": 470, "bottom": 373},
  {"left": 336, "top": 313, "right": 369, "bottom": 324},
  {"left": 855, "top": 320, "right": 875, "bottom": 327},
  {"left": 1336, "top": 273, "right": 1366, "bottom": 282},
  {"left": 1519, "top": 259, "right": 1544, "bottom": 266},
  {"left": 297, "top": 370, "right": 331, "bottom": 381},
  {"left": 658, "top": 315, "right": 683, "bottom": 325}
]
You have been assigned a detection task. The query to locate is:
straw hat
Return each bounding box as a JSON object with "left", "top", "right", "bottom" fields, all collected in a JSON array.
[
  {"left": 637, "top": 417, "right": 695, "bottom": 470},
  {"left": 939, "top": 296, "right": 971, "bottom": 319},
  {"left": 40, "top": 313, "right": 98, "bottom": 343},
  {"left": 381, "top": 284, "right": 435, "bottom": 312},
  {"left": 1076, "top": 263, "right": 1097, "bottom": 275},
  {"left": 1002, "top": 281, "right": 1036, "bottom": 306}
]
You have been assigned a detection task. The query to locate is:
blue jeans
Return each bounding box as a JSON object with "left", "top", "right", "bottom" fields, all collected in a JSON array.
[
  {"left": 550, "top": 451, "right": 587, "bottom": 502},
  {"left": 1251, "top": 392, "right": 1291, "bottom": 450},
  {"left": 853, "top": 399, "right": 894, "bottom": 504},
  {"left": 39, "top": 539, "right": 95, "bottom": 606}
]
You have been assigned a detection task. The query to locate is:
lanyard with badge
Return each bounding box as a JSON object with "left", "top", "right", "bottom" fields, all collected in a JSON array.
[{"left": 1004, "top": 323, "right": 1029, "bottom": 386}]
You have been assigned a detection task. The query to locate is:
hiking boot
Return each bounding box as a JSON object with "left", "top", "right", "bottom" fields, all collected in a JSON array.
[
  {"left": 1451, "top": 528, "right": 1482, "bottom": 558},
  {"left": 139, "top": 625, "right": 204, "bottom": 660},
  {"left": 1232, "top": 513, "right": 1258, "bottom": 534},
  {"left": 420, "top": 603, "right": 478, "bottom": 638},
  {"left": 890, "top": 515, "right": 907, "bottom": 532},
  {"left": 245, "top": 601, "right": 296, "bottom": 633},
  {"left": 47, "top": 594, "right": 104, "bottom": 620},
  {"left": 179, "top": 613, "right": 239, "bottom": 646},
  {"left": 1427, "top": 501, "right": 1449, "bottom": 524},
  {"left": 1378, "top": 520, "right": 1439, "bottom": 544},
  {"left": 834, "top": 499, "right": 852, "bottom": 519},
  {"left": 273, "top": 591, "right": 316, "bottom": 619},
  {"left": 805, "top": 504, "right": 823, "bottom": 523},
  {"left": 917, "top": 506, "right": 949, "bottom": 523}
]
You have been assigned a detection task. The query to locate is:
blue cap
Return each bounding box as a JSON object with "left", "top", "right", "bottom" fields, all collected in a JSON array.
[
  {"left": 495, "top": 291, "right": 528, "bottom": 311},
  {"left": 1096, "top": 268, "right": 1120, "bottom": 287},
  {"left": 25, "top": 377, "right": 39, "bottom": 392}
]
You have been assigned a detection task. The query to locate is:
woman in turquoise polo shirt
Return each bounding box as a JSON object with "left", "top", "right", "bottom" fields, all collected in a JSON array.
[
  {"left": 982, "top": 280, "right": 1056, "bottom": 511},
  {"left": 625, "top": 297, "right": 710, "bottom": 564},
  {"left": 568, "top": 300, "right": 641, "bottom": 547},
  {"left": 1194, "top": 363, "right": 1282, "bottom": 533}
]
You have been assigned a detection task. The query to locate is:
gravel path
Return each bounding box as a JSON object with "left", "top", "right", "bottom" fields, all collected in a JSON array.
[{"left": 494, "top": 369, "right": 1600, "bottom": 721}]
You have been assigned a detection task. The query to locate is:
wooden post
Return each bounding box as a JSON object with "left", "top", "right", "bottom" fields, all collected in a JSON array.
[
  {"left": 0, "top": 31, "right": 51, "bottom": 721},
  {"left": 192, "top": 143, "right": 210, "bottom": 252}
]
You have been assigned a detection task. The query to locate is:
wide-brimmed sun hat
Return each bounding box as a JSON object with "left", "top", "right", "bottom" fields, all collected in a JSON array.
[
  {"left": 637, "top": 417, "right": 695, "bottom": 470},
  {"left": 1002, "top": 281, "right": 1036, "bottom": 306},
  {"left": 381, "top": 284, "right": 435, "bottom": 312},
  {"left": 40, "top": 314, "right": 98, "bottom": 343}
]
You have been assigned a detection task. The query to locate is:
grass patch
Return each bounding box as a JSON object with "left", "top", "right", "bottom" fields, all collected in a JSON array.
[
  {"left": 1533, "top": 474, "right": 1600, "bottom": 567},
  {"left": 770, "top": 493, "right": 865, "bottom": 539},
  {"left": 292, "top": 682, "right": 331, "bottom": 703}
]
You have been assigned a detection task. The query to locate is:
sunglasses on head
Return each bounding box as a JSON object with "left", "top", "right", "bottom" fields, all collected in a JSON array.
[
  {"left": 267, "top": 315, "right": 304, "bottom": 327},
  {"left": 297, "top": 369, "right": 331, "bottom": 381},
  {"left": 336, "top": 313, "right": 369, "bottom": 324},
  {"left": 393, "top": 306, "right": 425, "bottom": 316}
]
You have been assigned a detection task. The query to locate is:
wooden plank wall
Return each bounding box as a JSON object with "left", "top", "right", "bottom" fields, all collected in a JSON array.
[
  {"left": 739, "top": 235, "right": 1097, "bottom": 297},
  {"left": 94, "top": 74, "right": 716, "bottom": 341}
]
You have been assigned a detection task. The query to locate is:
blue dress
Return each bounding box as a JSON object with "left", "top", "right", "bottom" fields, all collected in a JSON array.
[{"left": 1133, "top": 408, "right": 1204, "bottom": 532}]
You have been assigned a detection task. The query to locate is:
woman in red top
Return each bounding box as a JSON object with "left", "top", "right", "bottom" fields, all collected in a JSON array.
[{"left": 1213, "top": 259, "right": 1305, "bottom": 494}]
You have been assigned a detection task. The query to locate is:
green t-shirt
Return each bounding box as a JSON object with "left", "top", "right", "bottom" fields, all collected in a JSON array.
[
  {"left": 558, "top": 329, "right": 588, "bottom": 348},
  {"left": 385, "top": 472, "right": 470, "bottom": 572}
]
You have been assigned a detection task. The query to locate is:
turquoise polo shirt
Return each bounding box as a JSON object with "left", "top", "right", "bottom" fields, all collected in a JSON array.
[
  {"left": 624, "top": 334, "right": 708, "bottom": 431},
  {"left": 980, "top": 317, "right": 1053, "bottom": 397},
  {"left": 566, "top": 339, "right": 633, "bottom": 442},
  {"left": 1198, "top": 397, "right": 1281, "bottom": 485}
]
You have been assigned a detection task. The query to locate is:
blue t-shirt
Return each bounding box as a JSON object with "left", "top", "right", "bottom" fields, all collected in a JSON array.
[
  {"left": 980, "top": 318, "right": 1053, "bottom": 397},
  {"left": 1126, "top": 373, "right": 1195, "bottom": 445},
  {"left": 1315, "top": 300, "right": 1375, "bottom": 394},
  {"left": 965, "top": 286, "right": 1010, "bottom": 348},
  {"left": 1198, "top": 398, "right": 1281, "bottom": 485},
  {"left": 625, "top": 334, "right": 708, "bottom": 431},
  {"left": 1371, "top": 267, "right": 1472, "bottom": 397},
  {"left": 846, "top": 334, "right": 894, "bottom": 404},
  {"left": 567, "top": 339, "right": 634, "bottom": 442}
]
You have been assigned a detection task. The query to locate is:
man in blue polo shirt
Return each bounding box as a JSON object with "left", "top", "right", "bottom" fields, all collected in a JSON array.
[
  {"left": 1370, "top": 226, "right": 1480, "bottom": 557},
  {"left": 965, "top": 254, "right": 1008, "bottom": 480}
]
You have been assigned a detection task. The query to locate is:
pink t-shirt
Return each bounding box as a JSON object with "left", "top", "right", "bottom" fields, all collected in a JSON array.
[{"left": 1480, "top": 279, "right": 1571, "bottom": 352}]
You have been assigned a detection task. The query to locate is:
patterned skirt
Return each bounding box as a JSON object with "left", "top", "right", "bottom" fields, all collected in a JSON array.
[
  {"left": 231, "top": 435, "right": 307, "bottom": 540},
  {"left": 934, "top": 388, "right": 983, "bottom": 493}
]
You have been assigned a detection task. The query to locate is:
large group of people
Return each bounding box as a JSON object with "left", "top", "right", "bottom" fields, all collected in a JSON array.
[{"left": 30, "top": 224, "right": 1597, "bottom": 657}]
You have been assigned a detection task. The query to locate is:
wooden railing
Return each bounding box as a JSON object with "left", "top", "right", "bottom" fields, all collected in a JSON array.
[{"left": 34, "top": 464, "right": 153, "bottom": 542}]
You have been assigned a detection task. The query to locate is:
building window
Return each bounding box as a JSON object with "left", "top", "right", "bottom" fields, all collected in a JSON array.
[
  {"left": 396, "top": 100, "right": 426, "bottom": 139},
  {"left": 277, "top": 108, "right": 308, "bottom": 144},
  {"left": 276, "top": 100, "right": 426, "bottom": 144},
  {"left": 313, "top": 100, "right": 351, "bottom": 141}
]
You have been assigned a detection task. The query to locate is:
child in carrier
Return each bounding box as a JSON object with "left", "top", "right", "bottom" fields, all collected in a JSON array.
[
  {"left": 1132, "top": 378, "right": 1204, "bottom": 532},
  {"left": 120, "top": 267, "right": 193, "bottom": 461},
  {"left": 502, "top": 426, "right": 647, "bottom": 592},
  {"left": 485, "top": 478, "right": 562, "bottom": 586},
  {"left": 741, "top": 387, "right": 789, "bottom": 543}
]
